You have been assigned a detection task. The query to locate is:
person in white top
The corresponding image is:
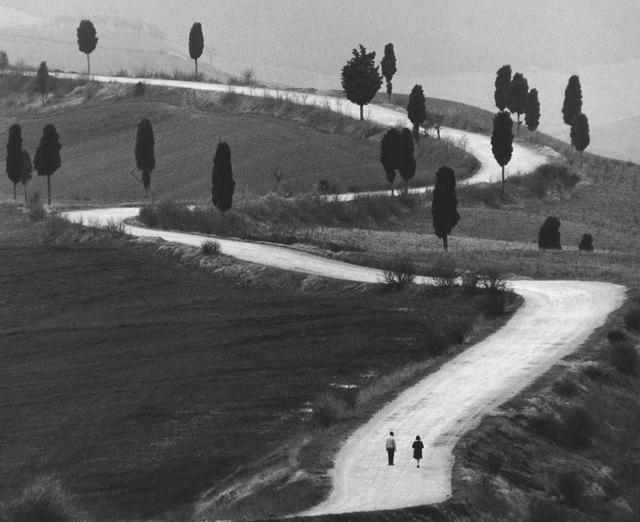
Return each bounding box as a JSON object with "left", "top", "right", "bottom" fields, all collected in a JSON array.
[{"left": 385, "top": 431, "right": 396, "bottom": 465}]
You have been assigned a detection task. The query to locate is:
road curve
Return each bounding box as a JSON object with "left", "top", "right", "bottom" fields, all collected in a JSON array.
[{"left": 60, "top": 75, "right": 624, "bottom": 516}]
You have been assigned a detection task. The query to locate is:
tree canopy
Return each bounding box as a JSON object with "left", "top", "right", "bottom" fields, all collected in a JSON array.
[
  {"left": 507, "top": 72, "right": 528, "bottom": 131},
  {"left": 33, "top": 124, "right": 62, "bottom": 204},
  {"left": 189, "top": 23, "right": 204, "bottom": 76},
  {"left": 77, "top": 19, "right": 98, "bottom": 74},
  {"left": 494, "top": 64, "right": 511, "bottom": 111},
  {"left": 380, "top": 128, "right": 402, "bottom": 193},
  {"left": 380, "top": 43, "right": 397, "bottom": 103},
  {"left": 398, "top": 128, "right": 416, "bottom": 194},
  {"left": 524, "top": 88, "right": 540, "bottom": 132},
  {"left": 6, "top": 123, "right": 22, "bottom": 201},
  {"left": 407, "top": 84, "right": 426, "bottom": 140},
  {"left": 431, "top": 165, "right": 460, "bottom": 251},
  {"left": 562, "top": 75, "right": 582, "bottom": 125},
  {"left": 570, "top": 112, "right": 590, "bottom": 165},
  {"left": 341, "top": 44, "right": 383, "bottom": 120},
  {"left": 135, "top": 119, "right": 155, "bottom": 195},
  {"left": 35, "top": 61, "right": 48, "bottom": 103},
  {"left": 0, "top": 50, "right": 8, "bottom": 70},
  {"left": 211, "top": 141, "right": 235, "bottom": 211},
  {"left": 491, "top": 111, "right": 514, "bottom": 197}
]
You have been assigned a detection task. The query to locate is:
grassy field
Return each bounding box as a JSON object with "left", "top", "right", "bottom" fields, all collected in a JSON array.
[
  {"left": 0, "top": 76, "right": 478, "bottom": 204},
  {"left": 0, "top": 204, "right": 508, "bottom": 520}
]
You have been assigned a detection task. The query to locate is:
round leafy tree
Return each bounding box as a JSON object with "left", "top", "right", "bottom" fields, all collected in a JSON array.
[
  {"left": 525, "top": 88, "right": 540, "bottom": 132},
  {"left": 189, "top": 23, "right": 204, "bottom": 76},
  {"left": 135, "top": 119, "right": 155, "bottom": 196},
  {"left": 6, "top": 123, "right": 22, "bottom": 201},
  {"left": 399, "top": 128, "right": 416, "bottom": 195},
  {"left": 570, "top": 112, "right": 590, "bottom": 166},
  {"left": 494, "top": 64, "right": 511, "bottom": 111},
  {"left": 211, "top": 141, "right": 235, "bottom": 212},
  {"left": 33, "top": 124, "right": 62, "bottom": 205},
  {"left": 407, "top": 84, "right": 426, "bottom": 140},
  {"left": 491, "top": 111, "right": 514, "bottom": 197},
  {"left": 538, "top": 216, "right": 562, "bottom": 250},
  {"left": 380, "top": 43, "right": 397, "bottom": 103},
  {"left": 77, "top": 19, "right": 98, "bottom": 74},
  {"left": 341, "top": 44, "right": 383, "bottom": 121},
  {"left": 562, "top": 75, "right": 582, "bottom": 125},
  {"left": 431, "top": 165, "right": 460, "bottom": 251}
]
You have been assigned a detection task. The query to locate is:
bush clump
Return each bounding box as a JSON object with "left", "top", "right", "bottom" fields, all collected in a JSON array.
[
  {"left": 28, "top": 192, "right": 45, "bottom": 222},
  {"left": 311, "top": 392, "right": 346, "bottom": 429},
  {"left": 562, "top": 405, "right": 596, "bottom": 449},
  {"left": 553, "top": 375, "right": 579, "bottom": 397},
  {"left": 578, "top": 233, "right": 594, "bottom": 251},
  {"left": 430, "top": 257, "right": 457, "bottom": 288},
  {"left": 380, "top": 258, "right": 415, "bottom": 291},
  {"left": 557, "top": 470, "right": 584, "bottom": 506},
  {"left": 538, "top": 216, "right": 562, "bottom": 250},
  {"left": 6, "top": 476, "right": 83, "bottom": 522},
  {"left": 200, "top": 239, "right": 222, "bottom": 256},
  {"left": 132, "top": 81, "right": 145, "bottom": 97},
  {"left": 607, "top": 329, "right": 639, "bottom": 376}
]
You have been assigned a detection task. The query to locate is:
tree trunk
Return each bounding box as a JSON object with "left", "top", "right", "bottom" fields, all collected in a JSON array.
[
  {"left": 390, "top": 182, "right": 394, "bottom": 197},
  {"left": 436, "top": 126, "right": 441, "bottom": 139},
  {"left": 359, "top": 104, "right": 364, "bottom": 121},
  {"left": 47, "top": 175, "right": 51, "bottom": 205},
  {"left": 516, "top": 113, "right": 520, "bottom": 136},
  {"left": 23, "top": 183, "right": 28, "bottom": 204},
  {"left": 501, "top": 165, "right": 505, "bottom": 199},
  {"left": 404, "top": 179, "right": 409, "bottom": 197},
  {"left": 13, "top": 182, "right": 16, "bottom": 202},
  {"left": 86, "top": 53, "right": 91, "bottom": 75},
  {"left": 442, "top": 234, "right": 448, "bottom": 251},
  {"left": 579, "top": 150, "right": 583, "bottom": 167},
  {"left": 195, "top": 59, "right": 198, "bottom": 77}
]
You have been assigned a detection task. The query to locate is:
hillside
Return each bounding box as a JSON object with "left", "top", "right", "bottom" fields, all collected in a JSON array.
[{"left": 0, "top": 78, "right": 478, "bottom": 203}]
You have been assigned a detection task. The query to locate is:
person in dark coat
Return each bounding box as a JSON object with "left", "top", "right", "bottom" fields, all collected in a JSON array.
[
  {"left": 412, "top": 435, "right": 424, "bottom": 468},
  {"left": 385, "top": 431, "right": 396, "bottom": 465}
]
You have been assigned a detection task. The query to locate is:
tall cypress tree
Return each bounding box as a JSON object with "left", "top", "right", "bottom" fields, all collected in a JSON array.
[
  {"left": 380, "top": 128, "right": 402, "bottom": 195},
  {"left": 431, "top": 165, "right": 460, "bottom": 251},
  {"left": 407, "top": 84, "right": 426, "bottom": 141},
  {"left": 507, "top": 72, "right": 528, "bottom": 134},
  {"left": 524, "top": 88, "right": 541, "bottom": 132},
  {"left": 211, "top": 141, "right": 235, "bottom": 212},
  {"left": 76, "top": 19, "right": 98, "bottom": 75},
  {"left": 135, "top": 119, "right": 155, "bottom": 197},
  {"left": 0, "top": 51, "right": 8, "bottom": 71},
  {"left": 6, "top": 123, "right": 22, "bottom": 202},
  {"left": 562, "top": 75, "right": 582, "bottom": 125},
  {"left": 494, "top": 64, "right": 511, "bottom": 111},
  {"left": 35, "top": 61, "right": 48, "bottom": 104},
  {"left": 570, "top": 113, "right": 590, "bottom": 166},
  {"left": 491, "top": 111, "right": 514, "bottom": 198},
  {"left": 398, "top": 128, "right": 416, "bottom": 195},
  {"left": 380, "top": 43, "right": 397, "bottom": 103},
  {"left": 341, "top": 45, "right": 383, "bottom": 121},
  {"left": 189, "top": 22, "right": 204, "bottom": 77},
  {"left": 21, "top": 149, "right": 33, "bottom": 203},
  {"left": 33, "top": 124, "right": 62, "bottom": 205}
]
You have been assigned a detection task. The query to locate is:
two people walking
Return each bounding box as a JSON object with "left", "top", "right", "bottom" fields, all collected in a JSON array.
[{"left": 385, "top": 432, "right": 424, "bottom": 468}]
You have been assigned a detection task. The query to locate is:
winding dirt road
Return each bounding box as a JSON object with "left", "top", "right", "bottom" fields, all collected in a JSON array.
[{"left": 62, "top": 76, "right": 625, "bottom": 516}]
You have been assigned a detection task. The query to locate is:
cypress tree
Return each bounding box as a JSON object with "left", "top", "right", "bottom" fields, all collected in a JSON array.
[
  {"left": 33, "top": 124, "right": 62, "bottom": 205},
  {"left": 380, "top": 43, "right": 397, "bottom": 103},
  {"left": 507, "top": 72, "right": 528, "bottom": 134},
  {"left": 135, "top": 119, "right": 155, "bottom": 197},
  {"left": 189, "top": 23, "right": 204, "bottom": 76},
  {"left": 491, "top": 111, "right": 514, "bottom": 198},
  {"left": 494, "top": 64, "right": 511, "bottom": 111},
  {"left": 562, "top": 75, "right": 582, "bottom": 125},
  {"left": 570, "top": 112, "right": 590, "bottom": 166},
  {"left": 0, "top": 51, "right": 8, "bottom": 71},
  {"left": 21, "top": 149, "right": 33, "bottom": 203},
  {"left": 407, "top": 84, "right": 426, "bottom": 141},
  {"left": 431, "top": 165, "right": 460, "bottom": 251},
  {"left": 76, "top": 19, "right": 98, "bottom": 75},
  {"left": 35, "top": 61, "right": 48, "bottom": 104},
  {"left": 380, "top": 128, "right": 402, "bottom": 195},
  {"left": 398, "top": 128, "right": 416, "bottom": 195},
  {"left": 341, "top": 44, "right": 383, "bottom": 121},
  {"left": 211, "top": 141, "right": 235, "bottom": 212},
  {"left": 524, "top": 88, "right": 541, "bottom": 132},
  {"left": 6, "top": 123, "right": 22, "bottom": 202}
]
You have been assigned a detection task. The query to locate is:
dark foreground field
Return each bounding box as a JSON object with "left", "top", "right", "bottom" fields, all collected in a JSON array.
[{"left": 0, "top": 206, "right": 497, "bottom": 520}]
